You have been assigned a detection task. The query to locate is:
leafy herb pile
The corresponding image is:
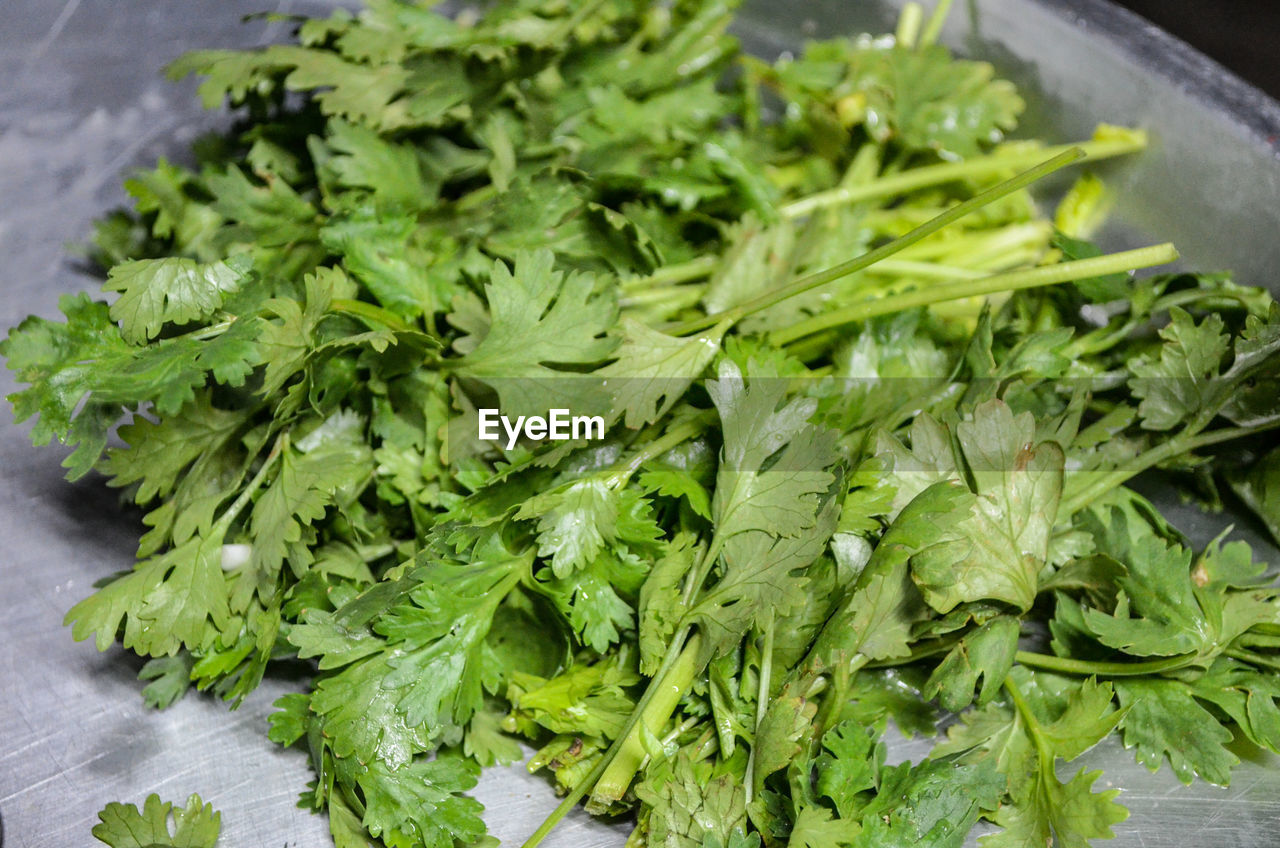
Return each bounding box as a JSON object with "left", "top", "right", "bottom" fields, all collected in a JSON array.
[{"left": 7, "top": 1, "right": 1280, "bottom": 847}]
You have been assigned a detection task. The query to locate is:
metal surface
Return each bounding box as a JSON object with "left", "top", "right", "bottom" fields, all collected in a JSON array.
[{"left": 1, "top": 1, "right": 1278, "bottom": 846}]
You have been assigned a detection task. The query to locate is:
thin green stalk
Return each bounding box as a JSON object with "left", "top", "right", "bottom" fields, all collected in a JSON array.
[
  {"left": 1226, "top": 648, "right": 1280, "bottom": 672},
  {"left": 660, "top": 715, "right": 702, "bottom": 749},
  {"left": 1059, "top": 422, "right": 1280, "bottom": 516},
  {"left": 667, "top": 148, "right": 1086, "bottom": 336},
  {"left": 780, "top": 136, "right": 1143, "bottom": 220},
  {"left": 1068, "top": 285, "right": 1262, "bottom": 358},
  {"left": 864, "top": 636, "right": 962, "bottom": 668},
  {"left": 771, "top": 242, "right": 1178, "bottom": 345},
  {"left": 621, "top": 286, "right": 706, "bottom": 311},
  {"left": 214, "top": 434, "right": 285, "bottom": 533},
  {"left": 186, "top": 318, "right": 235, "bottom": 341},
  {"left": 920, "top": 0, "right": 955, "bottom": 47},
  {"left": 1004, "top": 676, "right": 1050, "bottom": 751},
  {"left": 896, "top": 2, "right": 924, "bottom": 47},
  {"left": 866, "top": 259, "right": 986, "bottom": 280},
  {"left": 609, "top": 410, "right": 716, "bottom": 487},
  {"left": 744, "top": 613, "right": 775, "bottom": 804},
  {"left": 591, "top": 633, "right": 705, "bottom": 807},
  {"left": 520, "top": 628, "right": 696, "bottom": 848},
  {"left": 621, "top": 255, "right": 718, "bottom": 291},
  {"left": 1015, "top": 650, "right": 1196, "bottom": 677},
  {"left": 331, "top": 299, "right": 414, "bottom": 334}
]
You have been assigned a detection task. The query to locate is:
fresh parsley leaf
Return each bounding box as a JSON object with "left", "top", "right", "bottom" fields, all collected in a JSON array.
[{"left": 93, "top": 794, "right": 220, "bottom": 848}]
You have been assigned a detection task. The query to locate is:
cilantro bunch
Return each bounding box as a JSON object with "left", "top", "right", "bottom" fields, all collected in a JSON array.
[{"left": 7, "top": 1, "right": 1280, "bottom": 848}]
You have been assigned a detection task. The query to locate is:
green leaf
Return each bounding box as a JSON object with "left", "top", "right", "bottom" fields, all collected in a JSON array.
[
  {"left": 358, "top": 756, "right": 486, "bottom": 848},
  {"left": 205, "top": 164, "right": 319, "bottom": 246},
  {"left": 1079, "top": 505, "right": 1276, "bottom": 661},
  {"left": 138, "top": 654, "right": 194, "bottom": 709},
  {"left": 464, "top": 706, "right": 524, "bottom": 767},
  {"left": 639, "top": 535, "right": 697, "bottom": 676},
  {"left": 241, "top": 435, "right": 372, "bottom": 608},
  {"left": 640, "top": 468, "right": 713, "bottom": 520},
  {"left": 1115, "top": 679, "right": 1237, "bottom": 786},
  {"left": 752, "top": 684, "right": 818, "bottom": 796},
  {"left": 924, "top": 616, "right": 1020, "bottom": 712},
  {"left": 815, "top": 721, "right": 882, "bottom": 818},
  {"left": 1038, "top": 677, "right": 1126, "bottom": 762},
  {"left": 1128, "top": 307, "right": 1229, "bottom": 431},
  {"left": 65, "top": 531, "right": 231, "bottom": 657},
  {"left": 92, "top": 794, "right": 220, "bottom": 848},
  {"left": 1228, "top": 446, "right": 1280, "bottom": 546},
  {"left": 700, "top": 215, "right": 796, "bottom": 316},
  {"left": 599, "top": 318, "right": 726, "bottom": 429},
  {"left": 101, "top": 391, "right": 242, "bottom": 504},
  {"left": 983, "top": 766, "right": 1126, "bottom": 848},
  {"left": 707, "top": 359, "right": 837, "bottom": 542},
  {"left": 856, "top": 758, "right": 1003, "bottom": 848},
  {"left": 451, "top": 249, "right": 617, "bottom": 418},
  {"left": 508, "top": 652, "right": 639, "bottom": 741},
  {"left": 517, "top": 478, "right": 618, "bottom": 578},
  {"left": 324, "top": 119, "right": 435, "bottom": 210},
  {"left": 692, "top": 494, "right": 838, "bottom": 660},
  {"left": 636, "top": 753, "right": 748, "bottom": 848},
  {"left": 811, "top": 481, "right": 966, "bottom": 669},
  {"left": 786, "top": 804, "right": 858, "bottom": 848},
  {"left": 105, "top": 257, "right": 247, "bottom": 344},
  {"left": 320, "top": 210, "right": 454, "bottom": 319},
  {"left": 909, "top": 400, "right": 1064, "bottom": 612}
]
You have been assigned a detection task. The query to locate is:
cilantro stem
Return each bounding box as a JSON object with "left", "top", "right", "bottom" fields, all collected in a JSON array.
[
  {"left": 743, "top": 612, "right": 775, "bottom": 804},
  {"left": 620, "top": 285, "right": 705, "bottom": 311},
  {"left": 864, "top": 636, "right": 960, "bottom": 668},
  {"left": 1068, "top": 286, "right": 1262, "bottom": 358},
  {"left": 1059, "top": 421, "right": 1280, "bottom": 517},
  {"left": 330, "top": 299, "right": 414, "bottom": 334},
  {"left": 213, "top": 433, "right": 285, "bottom": 534},
  {"left": 920, "top": 0, "right": 954, "bottom": 47},
  {"left": 590, "top": 632, "right": 704, "bottom": 808},
  {"left": 779, "top": 136, "right": 1143, "bottom": 220},
  {"left": 188, "top": 318, "right": 235, "bottom": 341},
  {"left": 770, "top": 242, "right": 1179, "bottom": 345},
  {"left": 610, "top": 409, "right": 715, "bottom": 487},
  {"left": 666, "top": 148, "right": 1085, "bottom": 337},
  {"left": 1014, "top": 650, "right": 1196, "bottom": 677},
  {"left": 896, "top": 3, "right": 924, "bottom": 48},
  {"left": 1225, "top": 647, "right": 1280, "bottom": 672},
  {"left": 1003, "top": 675, "right": 1052, "bottom": 756},
  {"left": 621, "top": 256, "right": 718, "bottom": 291},
  {"left": 520, "top": 629, "right": 700, "bottom": 848}
]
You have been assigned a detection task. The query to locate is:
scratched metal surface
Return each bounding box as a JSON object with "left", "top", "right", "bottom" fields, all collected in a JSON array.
[{"left": 2, "top": 1, "right": 1279, "bottom": 847}]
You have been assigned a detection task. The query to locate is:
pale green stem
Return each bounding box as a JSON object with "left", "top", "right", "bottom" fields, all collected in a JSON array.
[
  {"left": 667, "top": 148, "right": 1086, "bottom": 336},
  {"left": 621, "top": 255, "right": 718, "bottom": 291},
  {"left": 590, "top": 633, "right": 704, "bottom": 807},
  {"left": 744, "top": 613, "right": 775, "bottom": 804},
  {"left": 896, "top": 2, "right": 924, "bottom": 47},
  {"left": 1015, "top": 650, "right": 1197, "bottom": 677},
  {"left": 331, "top": 298, "right": 414, "bottom": 334},
  {"left": 520, "top": 629, "right": 697, "bottom": 848},
  {"left": 770, "top": 243, "right": 1177, "bottom": 345},
  {"left": 920, "top": 0, "right": 955, "bottom": 46},
  {"left": 1059, "top": 423, "right": 1279, "bottom": 517},
  {"left": 780, "top": 137, "right": 1143, "bottom": 220}
]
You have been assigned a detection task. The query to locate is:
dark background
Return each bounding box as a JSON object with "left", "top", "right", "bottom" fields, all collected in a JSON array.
[{"left": 1115, "top": 0, "right": 1279, "bottom": 98}]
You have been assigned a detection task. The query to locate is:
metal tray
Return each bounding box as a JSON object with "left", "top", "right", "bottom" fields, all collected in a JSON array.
[{"left": 2, "top": 1, "right": 1278, "bottom": 846}]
